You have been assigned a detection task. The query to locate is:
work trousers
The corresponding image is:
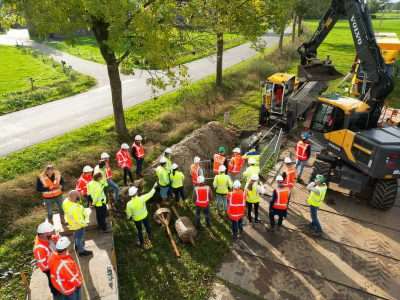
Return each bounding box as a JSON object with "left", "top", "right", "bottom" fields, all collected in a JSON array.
[
  {"left": 123, "top": 167, "right": 133, "bottom": 186},
  {"left": 44, "top": 195, "right": 64, "bottom": 221},
  {"left": 95, "top": 204, "right": 107, "bottom": 231},
  {"left": 60, "top": 287, "right": 81, "bottom": 300},
  {"left": 195, "top": 206, "right": 210, "bottom": 227},
  {"left": 215, "top": 193, "right": 227, "bottom": 211},
  {"left": 44, "top": 270, "right": 62, "bottom": 298},
  {"left": 247, "top": 202, "right": 259, "bottom": 222},
  {"left": 269, "top": 208, "right": 287, "bottom": 228},
  {"left": 74, "top": 228, "right": 85, "bottom": 254},
  {"left": 231, "top": 219, "right": 243, "bottom": 238},
  {"left": 135, "top": 158, "right": 144, "bottom": 176},
  {"left": 309, "top": 205, "right": 322, "bottom": 233},
  {"left": 106, "top": 179, "right": 120, "bottom": 203},
  {"left": 134, "top": 217, "right": 152, "bottom": 246},
  {"left": 172, "top": 187, "right": 185, "bottom": 202},
  {"left": 295, "top": 159, "right": 307, "bottom": 179}
]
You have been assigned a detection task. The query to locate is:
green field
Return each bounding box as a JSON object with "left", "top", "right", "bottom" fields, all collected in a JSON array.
[{"left": 0, "top": 46, "right": 95, "bottom": 114}]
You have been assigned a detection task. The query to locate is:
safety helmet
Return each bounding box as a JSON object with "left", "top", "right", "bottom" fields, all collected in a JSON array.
[
  {"left": 82, "top": 165, "right": 93, "bottom": 173},
  {"left": 248, "top": 158, "right": 256, "bottom": 165},
  {"left": 218, "top": 146, "right": 225, "bottom": 153},
  {"left": 276, "top": 175, "right": 284, "bottom": 182},
  {"left": 100, "top": 152, "right": 110, "bottom": 159},
  {"left": 56, "top": 236, "right": 71, "bottom": 251},
  {"left": 218, "top": 165, "right": 226, "bottom": 173},
  {"left": 128, "top": 186, "right": 138, "bottom": 196},
  {"left": 233, "top": 180, "right": 241, "bottom": 189},
  {"left": 251, "top": 174, "right": 259, "bottom": 181},
  {"left": 164, "top": 148, "right": 172, "bottom": 154},
  {"left": 121, "top": 143, "right": 129, "bottom": 149},
  {"left": 37, "top": 222, "right": 54, "bottom": 234},
  {"left": 301, "top": 132, "right": 310, "bottom": 140},
  {"left": 315, "top": 174, "right": 326, "bottom": 183},
  {"left": 134, "top": 135, "right": 143, "bottom": 141},
  {"left": 233, "top": 147, "right": 241, "bottom": 153},
  {"left": 159, "top": 157, "right": 167, "bottom": 164},
  {"left": 284, "top": 157, "right": 292, "bottom": 164},
  {"left": 194, "top": 156, "right": 201, "bottom": 163},
  {"left": 197, "top": 176, "right": 205, "bottom": 184},
  {"left": 171, "top": 163, "right": 178, "bottom": 170}
]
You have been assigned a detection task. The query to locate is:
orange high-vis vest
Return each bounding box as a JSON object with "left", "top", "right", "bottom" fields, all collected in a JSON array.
[
  {"left": 283, "top": 166, "right": 297, "bottom": 189},
  {"left": 49, "top": 251, "right": 82, "bottom": 296},
  {"left": 213, "top": 153, "right": 226, "bottom": 174},
  {"left": 105, "top": 162, "right": 112, "bottom": 179},
  {"left": 296, "top": 141, "right": 310, "bottom": 161},
  {"left": 116, "top": 149, "right": 132, "bottom": 169},
  {"left": 272, "top": 187, "right": 290, "bottom": 210},
  {"left": 75, "top": 174, "right": 92, "bottom": 196},
  {"left": 195, "top": 186, "right": 210, "bottom": 208},
  {"left": 132, "top": 143, "right": 145, "bottom": 159},
  {"left": 227, "top": 190, "right": 246, "bottom": 221},
  {"left": 228, "top": 154, "right": 244, "bottom": 175},
  {"left": 33, "top": 235, "right": 58, "bottom": 272},
  {"left": 41, "top": 175, "right": 63, "bottom": 199},
  {"left": 191, "top": 163, "right": 201, "bottom": 185}
]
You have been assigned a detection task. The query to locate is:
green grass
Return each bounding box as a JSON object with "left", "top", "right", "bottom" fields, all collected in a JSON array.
[{"left": 0, "top": 46, "right": 96, "bottom": 114}]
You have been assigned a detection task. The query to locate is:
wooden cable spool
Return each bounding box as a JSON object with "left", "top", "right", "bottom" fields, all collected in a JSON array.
[
  {"left": 154, "top": 205, "right": 181, "bottom": 257},
  {"left": 171, "top": 206, "right": 197, "bottom": 246}
]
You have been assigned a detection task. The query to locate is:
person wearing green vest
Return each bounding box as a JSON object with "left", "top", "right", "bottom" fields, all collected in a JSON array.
[
  {"left": 62, "top": 190, "right": 93, "bottom": 256},
  {"left": 306, "top": 174, "right": 327, "bottom": 236},
  {"left": 242, "top": 158, "right": 260, "bottom": 184},
  {"left": 245, "top": 174, "right": 265, "bottom": 224},
  {"left": 126, "top": 183, "right": 157, "bottom": 248},
  {"left": 163, "top": 147, "right": 173, "bottom": 172},
  {"left": 156, "top": 157, "right": 171, "bottom": 203},
  {"left": 213, "top": 165, "right": 233, "bottom": 213},
  {"left": 87, "top": 172, "right": 110, "bottom": 233},
  {"left": 243, "top": 148, "right": 260, "bottom": 166},
  {"left": 170, "top": 163, "right": 185, "bottom": 206}
]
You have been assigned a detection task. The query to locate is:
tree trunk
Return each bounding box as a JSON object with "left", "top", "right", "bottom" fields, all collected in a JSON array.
[
  {"left": 279, "top": 28, "right": 285, "bottom": 54},
  {"left": 298, "top": 15, "right": 303, "bottom": 37},
  {"left": 216, "top": 32, "right": 224, "bottom": 88},
  {"left": 292, "top": 14, "right": 297, "bottom": 42}
]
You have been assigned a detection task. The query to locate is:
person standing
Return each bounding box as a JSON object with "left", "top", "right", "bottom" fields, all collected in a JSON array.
[
  {"left": 36, "top": 164, "right": 65, "bottom": 223},
  {"left": 116, "top": 143, "right": 133, "bottom": 186},
  {"left": 190, "top": 156, "right": 204, "bottom": 186},
  {"left": 156, "top": 157, "right": 171, "bottom": 203},
  {"left": 62, "top": 190, "right": 93, "bottom": 257},
  {"left": 245, "top": 174, "right": 264, "bottom": 224},
  {"left": 163, "top": 147, "right": 173, "bottom": 172},
  {"left": 126, "top": 183, "right": 157, "bottom": 248},
  {"left": 306, "top": 174, "right": 328, "bottom": 236},
  {"left": 193, "top": 176, "right": 212, "bottom": 228},
  {"left": 131, "top": 135, "right": 145, "bottom": 177},
  {"left": 170, "top": 163, "right": 185, "bottom": 205},
  {"left": 75, "top": 165, "right": 93, "bottom": 207},
  {"left": 87, "top": 172, "right": 110, "bottom": 233},
  {"left": 213, "top": 165, "right": 233, "bottom": 213},
  {"left": 213, "top": 146, "right": 227, "bottom": 175},
  {"left": 228, "top": 148, "right": 244, "bottom": 181},
  {"left": 243, "top": 147, "right": 260, "bottom": 166},
  {"left": 282, "top": 157, "right": 297, "bottom": 190},
  {"left": 95, "top": 152, "right": 120, "bottom": 206},
  {"left": 295, "top": 133, "right": 311, "bottom": 183},
  {"left": 227, "top": 180, "right": 246, "bottom": 240},
  {"left": 33, "top": 222, "right": 61, "bottom": 299},
  {"left": 48, "top": 237, "right": 83, "bottom": 300},
  {"left": 269, "top": 175, "right": 290, "bottom": 231},
  {"left": 242, "top": 158, "right": 260, "bottom": 184}
]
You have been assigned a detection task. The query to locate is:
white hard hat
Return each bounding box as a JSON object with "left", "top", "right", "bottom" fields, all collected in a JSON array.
[
  {"left": 218, "top": 165, "right": 226, "bottom": 173},
  {"left": 121, "top": 143, "right": 129, "bottom": 149},
  {"left": 248, "top": 158, "right": 256, "bottom": 165},
  {"left": 233, "top": 180, "right": 241, "bottom": 189},
  {"left": 284, "top": 157, "right": 292, "bottom": 164},
  {"left": 233, "top": 147, "right": 241, "bottom": 153},
  {"left": 159, "top": 157, "right": 167, "bottom": 164},
  {"left": 82, "top": 165, "right": 93, "bottom": 173},
  {"left": 197, "top": 176, "right": 205, "bottom": 184},
  {"left": 276, "top": 175, "right": 284, "bottom": 182},
  {"left": 37, "top": 221, "right": 54, "bottom": 234},
  {"left": 172, "top": 163, "right": 178, "bottom": 170},
  {"left": 134, "top": 135, "right": 143, "bottom": 141},
  {"left": 164, "top": 147, "right": 172, "bottom": 154},
  {"left": 251, "top": 174, "right": 259, "bottom": 181},
  {"left": 101, "top": 152, "right": 110, "bottom": 159},
  {"left": 128, "top": 186, "right": 138, "bottom": 196},
  {"left": 56, "top": 236, "right": 71, "bottom": 251},
  {"left": 194, "top": 156, "right": 201, "bottom": 163}
]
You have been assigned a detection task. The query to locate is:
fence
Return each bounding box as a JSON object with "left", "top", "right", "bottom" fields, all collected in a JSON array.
[{"left": 259, "top": 128, "right": 284, "bottom": 178}]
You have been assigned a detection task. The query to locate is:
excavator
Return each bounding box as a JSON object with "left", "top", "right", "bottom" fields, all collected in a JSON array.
[{"left": 296, "top": 0, "right": 400, "bottom": 209}]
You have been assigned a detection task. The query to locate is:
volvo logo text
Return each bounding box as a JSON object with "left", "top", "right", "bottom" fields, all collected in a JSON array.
[{"left": 351, "top": 15, "right": 362, "bottom": 45}]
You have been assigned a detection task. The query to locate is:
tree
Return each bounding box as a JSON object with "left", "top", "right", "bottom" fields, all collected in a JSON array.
[{"left": 18, "top": 0, "right": 185, "bottom": 140}]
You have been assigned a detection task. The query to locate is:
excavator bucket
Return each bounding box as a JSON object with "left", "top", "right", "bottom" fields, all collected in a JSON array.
[{"left": 298, "top": 62, "right": 343, "bottom": 82}]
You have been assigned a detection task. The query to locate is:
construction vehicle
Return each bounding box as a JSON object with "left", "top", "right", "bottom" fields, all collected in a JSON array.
[{"left": 296, "top": 0, "right": 400, "bottom": 210}]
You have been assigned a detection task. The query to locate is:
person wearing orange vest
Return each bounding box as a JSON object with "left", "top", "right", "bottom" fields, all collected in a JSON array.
[
  {"left": 48, "top": 237, "right": 83, "bottom": 299},
  {"left": 131, "top": 135, "right": 145, "bottom": 177},
  {"left": 75, "top": 165, "right": 93, "bottom": 207},
  {"left": 269, "top": 175, "right": 290, "bottom": 231},
  {"left": 95, "top": 152, "right": 120, "bottom": 205},
  {"left": 33, "top": 221, "right": 61, "bottom": 298},
  {"left": 190, "top": 156, "right": 204, "bottom": 186},
  {"left": 36, "top": 164, "right": 65, "bottom": 223},
  {"left": 227, "top": 180, "right": 246, "bottom": 240},
  {"left": 212, "top": 146, "right": 227, "bottom": 175},
  {"left": 282, "top": 157, "right": 297, "bottom": 190},
  {"left": 228, "top": 148, "right": 244, "bottom": 181},
  {"left": 193, "top": 176, "right": 213, "bottom": 228},
  {"left": 295, "top": 132, "right": 311, "bottom": 183},
  {"left": 116, "top": 143, "right": 133, "bottom": 186}
]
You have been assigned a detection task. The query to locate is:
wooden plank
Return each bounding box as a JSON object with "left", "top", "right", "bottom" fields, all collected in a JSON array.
[{"left": 28, "top": 270, "right": 52, "bottom": 300}]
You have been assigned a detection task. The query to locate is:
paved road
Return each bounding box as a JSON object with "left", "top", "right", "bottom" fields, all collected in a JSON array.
[{"left": 0, "top": 32, "right": 282, "bottom": 156}]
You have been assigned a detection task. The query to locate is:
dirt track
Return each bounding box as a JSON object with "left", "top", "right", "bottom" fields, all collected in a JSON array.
[{"left": 211, "top": 137, "right": 400, "bottom": 300}]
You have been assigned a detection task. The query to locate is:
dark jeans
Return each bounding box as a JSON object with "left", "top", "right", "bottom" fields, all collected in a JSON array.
[
  {"left": 44, "top": 195, "right": 64, "bottom": 221},
  {"left": 269, "top": 208, "right": 287, "bottom": 228},
  {"left": 231, "top": 219, "right": 243, "bottom": 238},
  {"left": 74, "top": 228, "right": 85, "bottom": 253},
  {"left": 106, "top": 179, "right": 120, "bottom": 203},
  {"left": 95, "top": 204, "right": 107, "bottom": 231},
  {"left": 44, "top": 270, "right": 61, "bottom": 297},
  {"left": 173, "top": 187, "right": 185, "bottom": 202},
  {"left": 310, "top": 206, "right": 322, "bottom": 233},
  {"left": 195, "top": 206, "right": 210, "bottom": 227},
  {"left": 123, "top": 167, "right": 133, "bottom": 185},
  {"left": 134, "top": 217, "right": 152, "bottom": 245},
  {"left": 247, "top": 202, "right": 259, "bottom": 222},
  {"left": 135, "top": 158, "right": 144, "bottom": 176}
]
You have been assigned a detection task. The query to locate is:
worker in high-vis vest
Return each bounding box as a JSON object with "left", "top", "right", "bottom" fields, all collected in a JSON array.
[
  {"left": 245, "top": 174, "right": 265, "bottom": 224},
  {"left": 212, "top": 146, "right": 227, "bottom": 175},
  {"left": 116, "top": 143, "right": 134, "bottom": 186},
  {"left": 228, "top": 148, "right": 244, "bottom": 181},
  {"left": 126, "top": 183, "right": 157, "bottom": 248},
  {"left": 269, "top": 175, "right": 290, "bottom": 231},
  {"left": 227, "top": 180, "right": 246, "bottom": 240},
  {"left": 132, "top": 135, "right": 145, "bottom": 177},
  {"left": 282, "top": 157, "right": 297, "bottom": 190},
  {"left": 193, "top": 176, "right": 213, "bottom": 228},
  {"left": 243, "top": 147, "right": 260, "bottom": 166},
  {"left": 295, "top": 132, "right": 311, "bottom": 182},
  {"left": 88, "top": 172, "right": 110, "bottom": 233},
  {"left": 307, "top": 174, "right": 327, "bottom": 236},
  {"left": 33, "top": 221, "right": 61, "bottom": 298},
  {"left": 242, "top": 158, "right": 260, "bottom": 184},
  {"left": 156, "top": 157, "right": 171, "bottom": 202},
  {"left": 62, "top": 190, "right": 93, "bottom": 257},
  {"left": 36, "top": 164, "right": 65, "bottom": 222},
  {"left": 190, "top": 156, "right": 204, "bottom": 186},
  {"left": 75, "top": 165, "right": 93, "bottom": 207},
  {"left": 163, "top": 147, "right": 173, "bottom": 172},
  {"left": 48, "top": 237, "right": 83, "bottom": 299},
  {"left": 95, "top": 152, "right": 120, "bottom": 206},
  {"left": 170, "top": 163, "right": 185, "bottom": 205},
  {"left": 213, "top": 165, "right": 233, "bottom": 213}
]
